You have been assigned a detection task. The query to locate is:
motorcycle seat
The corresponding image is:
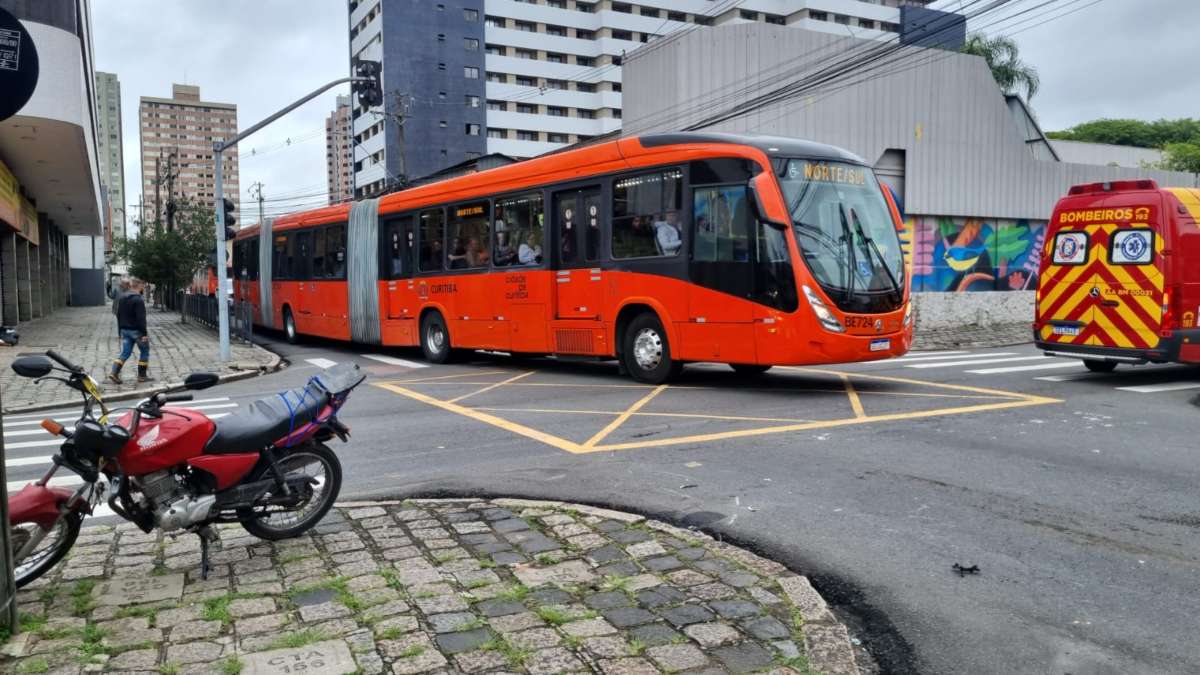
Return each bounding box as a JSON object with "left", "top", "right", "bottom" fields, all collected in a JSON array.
[{"left": 204, "top": 381, "right": 329, "bottom": 454}]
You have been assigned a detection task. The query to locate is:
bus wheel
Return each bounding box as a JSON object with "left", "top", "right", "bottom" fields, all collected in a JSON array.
[
  {"left": 421, "top": 312, "right": 454, "bottom": 364},
  {"left": 731, "top": 364, "right": 772, "bottom": 376},
  {"left": 283, "top": 307, "right": 298, "bottom": 344},
  {"left": 624, "top": 313, "right": 682, "bottom": 384},
  {"left": 1083, "top": 359, "right": 1117, "bottom": 373}
]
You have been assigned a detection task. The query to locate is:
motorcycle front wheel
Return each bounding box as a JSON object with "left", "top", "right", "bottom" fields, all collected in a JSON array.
[
  {"left": 11, "top": 512, "right": 82, "bottom": 588},
  {"left": 237, "top": 442, "right": 343, "bottom": 540}
]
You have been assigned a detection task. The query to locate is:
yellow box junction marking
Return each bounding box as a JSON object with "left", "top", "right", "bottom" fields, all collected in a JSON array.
[{"left": 374, "top": 367, "right": 1061, "bottom": 454}]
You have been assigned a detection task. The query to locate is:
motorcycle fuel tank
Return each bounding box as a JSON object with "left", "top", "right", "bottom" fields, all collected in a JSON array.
[{"left": 115, "top": 409, "right": 216, "bottom": 476}]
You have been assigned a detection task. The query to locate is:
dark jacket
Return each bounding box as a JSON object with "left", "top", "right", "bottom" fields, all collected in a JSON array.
[
  {"left": 116, "top": 291, "right": 147, "bottom": 336},
  {"left": 111, "top": 289, "right": 127, "bottom": 316}
]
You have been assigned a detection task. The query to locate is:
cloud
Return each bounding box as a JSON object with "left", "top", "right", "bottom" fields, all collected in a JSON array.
[
  {"left": 1008, "top": 0, "right": 1200, "bottom": 131},
  {"left": 93, "top": 0, "right": 350, "bottom": 233}
]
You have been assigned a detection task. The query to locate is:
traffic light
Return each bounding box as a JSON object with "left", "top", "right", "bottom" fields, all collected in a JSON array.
[
  {"left": 222, "top": 198, "right": 236, "bottom": 240},
  {"left": 354, "top": 59, "right": 383, "bottom": 108}
]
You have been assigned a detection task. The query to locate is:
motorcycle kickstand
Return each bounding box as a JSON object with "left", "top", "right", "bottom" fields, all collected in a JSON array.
[{"left": 195, "top": 526, "right": 218, "bottom": 580}]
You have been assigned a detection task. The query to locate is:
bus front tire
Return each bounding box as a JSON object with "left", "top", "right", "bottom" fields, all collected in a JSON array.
[
  {"left": 1083, "top": 359, "right": 1117, "bottom": 373},
  {"left": 731, "top": 364, "right": 772, "bottom": 376},
  {"left": 421, "top": 313, "right": 454, "bottom": 364},
  {"left": 623, "top": 313, "right": 681, "bottom": 384},
  {"left": 283, "top": 307, "right": 298, "bottom": 344}
]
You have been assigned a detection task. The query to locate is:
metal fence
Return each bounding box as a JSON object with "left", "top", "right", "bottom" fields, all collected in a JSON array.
[{"left": 177, "top": 291, "right": 255, "bottom": 343}]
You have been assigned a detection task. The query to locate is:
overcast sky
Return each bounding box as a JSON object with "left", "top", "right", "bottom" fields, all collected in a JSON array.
[{"left": 92, "top": 0, "right": 1197, "bottom": 235}]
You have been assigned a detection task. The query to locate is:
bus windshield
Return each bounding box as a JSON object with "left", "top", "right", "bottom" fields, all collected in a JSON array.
[{"left": 777, "top": 159, "right": 904, "bottom": 313}]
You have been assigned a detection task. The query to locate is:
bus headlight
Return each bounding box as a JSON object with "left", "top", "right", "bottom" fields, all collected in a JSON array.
[
  {"left": 803, "top": 285, "right": 844, "bottom": 333},
  {"left": 903, "top": 301, "right": 913, "bottom": 327}
]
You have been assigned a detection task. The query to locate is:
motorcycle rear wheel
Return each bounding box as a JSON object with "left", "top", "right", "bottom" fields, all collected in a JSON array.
[
  {"left": 237, "top": 442, "right": 342, "bottom": 540},
  {"left": 12, "top": 512, "right": 83, "bottom": 588}
]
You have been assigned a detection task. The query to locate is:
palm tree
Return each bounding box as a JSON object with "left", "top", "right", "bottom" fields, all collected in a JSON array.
[{"left": 960, "top": 32, "right": 1040, "bottom": 101}]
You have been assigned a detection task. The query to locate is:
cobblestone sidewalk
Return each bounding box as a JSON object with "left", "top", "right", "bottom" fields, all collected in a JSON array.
[
  {"left": 912, "top": 322, "right": 1033, "bottom": 351},
  {"left": 2, "top": 499, "right": 862, "bottom": 675},
  {"left": 0, "top": 305, "right": 277, "bottom": 413}
]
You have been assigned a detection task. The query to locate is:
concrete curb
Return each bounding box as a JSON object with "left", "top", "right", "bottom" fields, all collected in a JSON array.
[
  {"left": 3, "top": 341, "right": 284, "bottom": 415},
  {"left": 337, "top": 497, "right": 864, "bottom": 675}
]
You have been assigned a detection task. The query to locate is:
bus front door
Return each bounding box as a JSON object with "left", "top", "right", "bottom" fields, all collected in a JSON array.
[{"left": 552, "top": 186, "right": 605, "bottom": 322}]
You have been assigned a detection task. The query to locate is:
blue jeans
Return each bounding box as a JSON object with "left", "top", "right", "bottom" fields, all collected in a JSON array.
[{"left": 113, "top": 329, "right": 149, "bottom": 373}]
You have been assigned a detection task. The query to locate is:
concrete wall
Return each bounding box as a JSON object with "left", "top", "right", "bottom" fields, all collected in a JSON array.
[
  {"left": 69, "top": 268, "right": 105, "bottom": 306},
  {"left": 912, "top": 291, "right": 1034, "bottom": 331}
]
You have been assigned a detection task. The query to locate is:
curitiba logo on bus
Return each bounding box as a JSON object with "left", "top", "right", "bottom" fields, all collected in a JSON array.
[{"left": 799, "top": 162, "right": 867, "bottom": 186}]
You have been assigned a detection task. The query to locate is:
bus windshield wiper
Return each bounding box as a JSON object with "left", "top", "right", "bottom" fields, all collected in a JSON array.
[
  {"left": 837, "top": 206, "right": 855, "bottom": 304},
  {"left": 847, "top": 207, "right": 902, "bottom": 305}
]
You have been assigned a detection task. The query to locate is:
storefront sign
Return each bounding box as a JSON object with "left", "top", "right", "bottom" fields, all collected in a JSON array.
[
  {"left": 0, "top": 7, "right": 39, "bottom": 121},
  {"left": 19, "top": 195, "right": 37, "bottom": 245},
  {"left": 0, "top": 159, "right": 19, "bottom": 230}
]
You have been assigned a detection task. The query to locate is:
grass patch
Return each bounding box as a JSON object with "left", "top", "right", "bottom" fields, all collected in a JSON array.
[
  {"left": 37, "top": 585, "right": 59, "bottom": 605},
  {"left": 601, "top": 575, "right": 631, "bottom": 592},
  {"left": 376, "top": 626, "right": 405, "bottom": 640},
  {"left": 269, "top": 628, "right": 329, "bottom": 650},
  {"left": 482, "top": 637, "right": 532, "bottom": 668},
  {"left": 114, "top": 605, "right": 161, "bottom": 625},
  {"left": 16, "top": 657, "right": 50, "bottom": 674},
  {"left": 562, "top": 634, "right": 582, "bottom": 649},
  {"left": 628, "top": 639, "right": 647, "bottom": 656},
  {"left": 396, "top": 644, "right": 426, "bottom": 659},
  {"left": 478, "top": 558, "right": 497, "bottom": 569},
  {"left": 18, "top": 612, "right": 46, "bottom": 635},
  {"left": 277, "top": 552, "right": 311, "bottom": 565},
  {"left": 465, "top": 579, "right": 491, "bottom": 590},
  {"left": 534, "top": 553, "right": 560, "bottom": 566},
  {"left": 790, "top": 608, "right": 806, "bottom": 633},
  {"left": 160, "top": 663, "right": 181, "bottom": 675},
  {"left": 778, "top": 653, "right": 819, "bottom": 674},
  {"left": 220, "top": 656, "right": 244, "bottom": 675},
  {"left": 202, "top": 592, "right": 264, "bottom": 626},
  {"left": 495, "top": 584, "right": 529, "bottom": 602},
  {"left": 70, "top": 580, "right": 96, "bottom": 617},
  {"left": 72, "top": 624, "right": 154, "bottom": 663},
  {"left": 286, "top": 576, "right": 367, "bottom": 611},
  {"left": 431, "top": 551, "right": 457, "bottom": 563},
  {"left": 534, "top": 606, "right": 571, "bottom": 626},
  {"left": 150, "top": 564, "right": 170, "bottom": 577},
  {"left": 378, "top": 569, "right": 404, "bottom": 593}
]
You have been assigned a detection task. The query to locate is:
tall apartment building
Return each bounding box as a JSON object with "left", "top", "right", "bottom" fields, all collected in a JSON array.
[
  {"left": 347, "top": 0, "right": 946, "bottom": 195},
  {"left": 326, "top": 95, "right": 354, "bottom": 204},
  {"left": 138, "top": 84, "right": 240, "bottom": 226},
  {"left": 95, "top": 72, "right": 126, "bottom": 241}
]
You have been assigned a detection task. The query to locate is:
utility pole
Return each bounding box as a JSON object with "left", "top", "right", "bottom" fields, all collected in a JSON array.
[
  {"left": 153, "top": 152, "right": 162, "bottom": 229},
  {"left": 249, "top": 181, "right": 265, "bottom": 227},
  {"left": 212, "top": 66, "right": 380, "bottom": 361},
  {"left": 165, "top": 148, "right": 181, "bottom": 231}
]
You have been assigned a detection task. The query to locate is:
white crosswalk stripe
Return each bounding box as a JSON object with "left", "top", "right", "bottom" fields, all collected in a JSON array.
[
  {"left": 966, "top": 361, "right": 1085, "bottom": 375},
  {"left": 361, "top": 354, "right": 428, "bottom": 369},
  {"left": 1115, "top": 381, "right": 1200, "bottom": 393},
  {"left": 905, "top": 355, "right": 1052, "bottom": 369},
  {"left": 306, "top": 358, "right": 338, "bottom": 369}
]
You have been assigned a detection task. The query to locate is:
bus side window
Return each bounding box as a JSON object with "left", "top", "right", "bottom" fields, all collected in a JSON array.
[
  {"left": 612, "top": 169, "right": 683, "bottom": 259},
  {"left": 495, "top": 193, "right": 544, "bottom": 267},
  {"left": 312, "top": 227, "right": 327, "bottom": 278},
  {"left": 274, "top": 234, "right": 289, "bottom": 279},
  {"left": 249, "top": 238, "right": 259, "bottom": 280},
  {"left": 294, "top": 230, "right": 313, "bottom": 280},
  {"left": 327, "top": 224, "right": 347, "bottom": 278},
  {"left": 691, "top": 185, "right": 754, "bottom": 299},
  {"left": 419, "top": 209, "right": 445, "bottom": 272}
]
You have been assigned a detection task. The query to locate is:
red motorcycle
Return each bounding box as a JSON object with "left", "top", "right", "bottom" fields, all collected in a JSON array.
[{"left": 6, "top": 350, "right": 364, "bottom": 587}]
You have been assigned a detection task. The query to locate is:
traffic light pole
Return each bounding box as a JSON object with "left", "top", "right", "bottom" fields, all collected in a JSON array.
[{"left": 211, "top": 75, "right": 371, "bottom": 361}]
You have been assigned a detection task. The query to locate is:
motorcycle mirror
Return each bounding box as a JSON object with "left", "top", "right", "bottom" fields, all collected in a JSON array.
[
  {"left": 12, "top": 355, "right": 53, "bottom": 378},
  {"left": 184, "top": 372, "right": 219, "bottom": 390}
]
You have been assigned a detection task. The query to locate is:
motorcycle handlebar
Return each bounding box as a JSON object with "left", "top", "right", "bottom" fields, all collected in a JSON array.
[
  {"left": 46, "top": 349, "right": 83, "bottom": 373},
  {"left": 161, "top": 393, "right": 193, "bottom": 404}
]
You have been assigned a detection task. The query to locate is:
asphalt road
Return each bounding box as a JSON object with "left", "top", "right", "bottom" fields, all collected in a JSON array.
[{"left": 9, "top": 333, "right": 1198, "bottom": 674}]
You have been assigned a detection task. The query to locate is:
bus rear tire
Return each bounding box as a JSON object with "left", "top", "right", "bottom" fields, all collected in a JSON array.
[
  {"left": 1083, "top": 359, "right": 1117, "bottom": 373},
  {"left": 623, "top": 313, "right": 681, "bottom": 384},
  {"left": 283, "top": 307, "right": 298, "bottom": 345},
  {"left": 731, "top": 364, "right": 772, "bottom": 376},
  {"left": 421, "top": 312, "right": 454, "bottom": 364}
]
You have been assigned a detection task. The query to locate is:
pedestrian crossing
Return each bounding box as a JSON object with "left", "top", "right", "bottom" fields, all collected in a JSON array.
[
  {"left": 868, "top": 349, "right": 1198, "bottom": 393},
  {"left": 305, "top": 354, "right": 428, "bottom": 370},
  {"left": 3, "top": 397, "right": 242, "bottom": 521}
]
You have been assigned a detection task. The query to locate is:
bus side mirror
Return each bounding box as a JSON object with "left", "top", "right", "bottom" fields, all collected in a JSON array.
[{"left": 748, "top": 174, "right": 790, "bottom": 230}]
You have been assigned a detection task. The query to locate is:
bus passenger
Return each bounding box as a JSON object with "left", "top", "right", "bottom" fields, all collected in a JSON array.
[
  {"left": 467, "top": 237, "right": 488, "bottom": 267},
  {"left": 494, "top": 232, "right": 517, "bottom": 266},
  {"left": 448, "top": 237, "right": 468, "bottom": 269},
  {"left": 519, "top": 232, "right": 542, "bottom": 265},
  {"left": 654, "top": 211, "right": 682, "bottom": 256}
]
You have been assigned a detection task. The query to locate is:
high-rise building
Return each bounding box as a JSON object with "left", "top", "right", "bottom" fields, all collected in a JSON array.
[
  {"left": 346, "top": 0, "right": 945, "bottom": 196},
  {"left": 138, "top": 84, "right": 239, "bottom": 226},
  {"left": 326, "top": 95, "right": 354, "bottom": 205},
  {"left": 96, "top": 71, "right": 125, "bottom": 241},
  {"left": 0, "top": 0, "right": 104, "bottom": 312}
]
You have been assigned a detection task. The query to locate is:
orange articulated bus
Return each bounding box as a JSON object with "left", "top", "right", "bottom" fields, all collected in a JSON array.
[
  {"left": 232, "top": 132, "right": 913, "bottom": 383},
  {"left": 1035, "top": 179, "right": 1200, "bottom": 371}
]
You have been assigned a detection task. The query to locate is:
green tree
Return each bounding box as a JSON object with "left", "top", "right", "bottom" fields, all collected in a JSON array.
[
  {"left": 960, "top": 32, "right": 1040, "bottom": 100},
  {"left": 115, "top": 198, "right": 216, "bottom": 300},
  {"left": 1046, "top": 118, "right": 1200, "bottom": 148},
  {"left": 1161, "top": 142, "right": 1200, "bottom": 175}
]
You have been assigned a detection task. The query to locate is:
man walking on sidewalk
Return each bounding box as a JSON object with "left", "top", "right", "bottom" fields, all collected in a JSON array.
[{"left": 109, "top": 279, "right": 154, "bottom": 384}]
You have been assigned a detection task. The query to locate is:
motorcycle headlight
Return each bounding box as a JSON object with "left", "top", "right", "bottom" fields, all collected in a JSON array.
[{"left": 803, "top": 285, "right": 844, "bottom": 333}]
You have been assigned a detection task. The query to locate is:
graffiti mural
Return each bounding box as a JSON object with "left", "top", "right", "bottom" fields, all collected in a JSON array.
[{"left": 904, "top": 216, "right": 1047, "bottom": 292}]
